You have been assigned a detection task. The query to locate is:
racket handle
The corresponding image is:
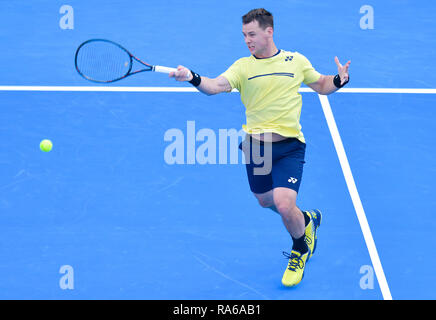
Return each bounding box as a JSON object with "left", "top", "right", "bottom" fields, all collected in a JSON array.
[
  {"left": 154, "top": 65, "right": 191, "bottom": 79},
  {"left": 153, "top": 65, "right": 177, "bottom": 74}
]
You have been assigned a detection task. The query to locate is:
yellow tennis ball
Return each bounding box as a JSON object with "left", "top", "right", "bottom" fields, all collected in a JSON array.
[{"left": 40, "top": 139, "right": 53, "bottom": 152}]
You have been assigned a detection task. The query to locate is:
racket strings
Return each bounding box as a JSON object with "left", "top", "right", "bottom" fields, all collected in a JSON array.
[{"left": 76, "top": 41, "right": 131, "bottom": 82}]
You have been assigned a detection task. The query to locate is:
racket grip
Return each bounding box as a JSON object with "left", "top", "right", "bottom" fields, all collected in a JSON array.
[
  {"left": 154, "top": 65, "right": 191, "bottom": 79},
  {"left": 153, "top": 65, "right": 177, "bottom": 74}
]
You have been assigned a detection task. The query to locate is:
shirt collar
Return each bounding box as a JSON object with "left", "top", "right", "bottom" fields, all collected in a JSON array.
[{"left": 253, "top": 49, "right": 281, "bottom": 59}]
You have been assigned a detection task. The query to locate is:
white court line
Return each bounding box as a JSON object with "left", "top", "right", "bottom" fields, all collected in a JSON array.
[
  {"left": 318, "top": 94, "right": 393, "bottom": 301},
  {"left": 0, "top": 85, "right": 436, "bottom": 94},
  {"left": 337, "top": 88, "right": 436, "bottom": 94}
]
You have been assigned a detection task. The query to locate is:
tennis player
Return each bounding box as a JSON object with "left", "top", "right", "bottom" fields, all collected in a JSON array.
[{"left": 169, "top": 8, "right": 350, "bottom": 287}]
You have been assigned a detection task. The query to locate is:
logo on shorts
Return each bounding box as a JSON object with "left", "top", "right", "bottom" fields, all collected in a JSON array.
[{"left": 288, "top": 177, "right": 298, "bottom": 184}]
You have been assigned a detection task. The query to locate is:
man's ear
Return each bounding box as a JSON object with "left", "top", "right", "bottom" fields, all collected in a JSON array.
[{"left": 266, "top": 26, "right": 274, "bottom": 37}]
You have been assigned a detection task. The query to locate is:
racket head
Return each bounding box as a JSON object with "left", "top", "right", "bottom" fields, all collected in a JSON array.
[{"left": 75, "top": 39, "right": 151, "bottom": 83}]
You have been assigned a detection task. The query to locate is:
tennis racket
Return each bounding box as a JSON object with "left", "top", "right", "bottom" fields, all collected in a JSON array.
[{"left": 75, "top": 39, "right": 184, "bottom": 83}]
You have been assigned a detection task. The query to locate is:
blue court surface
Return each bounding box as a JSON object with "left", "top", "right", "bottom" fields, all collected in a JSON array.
[{"left": 0, "top": 1, "right": 435, "bottom": 300}]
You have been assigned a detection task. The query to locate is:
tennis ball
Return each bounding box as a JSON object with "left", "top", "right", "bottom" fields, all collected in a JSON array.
[{"left": 40, "top": 139, "right": 53, "bottom": 152}]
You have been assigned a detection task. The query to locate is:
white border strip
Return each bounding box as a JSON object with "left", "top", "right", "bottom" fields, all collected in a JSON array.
[
  {"left": 0, "top": 86, "right": 198, "bottom": 92},
  {"left": 318, "top": 94, "right": 393, "bottom": 300},
  {"left": 0, "top": 85, "right": 435, "bottom": 94}
]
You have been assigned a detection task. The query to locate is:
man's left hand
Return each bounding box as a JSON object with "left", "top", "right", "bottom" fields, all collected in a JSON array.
[{"left": 334, "top": 56, "right": 351, "bottom": 85}]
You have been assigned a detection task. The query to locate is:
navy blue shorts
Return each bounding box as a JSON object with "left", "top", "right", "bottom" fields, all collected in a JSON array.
[{"left": 239, "top": 137, "right": 306, "bottom": 194}]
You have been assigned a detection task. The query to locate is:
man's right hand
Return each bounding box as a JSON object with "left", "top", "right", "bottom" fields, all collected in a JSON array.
[{"left": 169, "top": 65, "right": 193, "bottom": 82}]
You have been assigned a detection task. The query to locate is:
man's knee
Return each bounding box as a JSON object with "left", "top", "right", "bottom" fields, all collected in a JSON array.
[
  {"left": 273, "top": 188, "right": 298, "bottom": 215},
  {"left": 275, "top": 201, "right": 297, "bottom": 215}
]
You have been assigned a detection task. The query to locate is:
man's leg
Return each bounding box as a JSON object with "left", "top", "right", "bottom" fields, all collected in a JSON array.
[
  {"left": 244, "top": 137, "right": 316, "bottom": 287},
  {"left": 273, "top": 187, "right": 305, "bottom": 240},
  {"left": 252, "top": 183, "right": 317, "bottom": 288},
  {"left": 272, "top": 187, "right": 311, "bottom": 287},
  {"left": 253, "top": 189, "right": 308, "bottom": 235},
  {"left": 254, "top": 188, "right": 309, "bottom": 255}
]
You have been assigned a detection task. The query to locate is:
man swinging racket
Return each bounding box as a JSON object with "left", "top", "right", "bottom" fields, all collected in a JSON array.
[{"left": 169, "top": 8, "right": 350, "bottom": 287}]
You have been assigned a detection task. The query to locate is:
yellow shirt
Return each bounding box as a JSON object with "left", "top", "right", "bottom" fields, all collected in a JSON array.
[{"left": 221, "top": 50, "right": 321, "bottom": 143}]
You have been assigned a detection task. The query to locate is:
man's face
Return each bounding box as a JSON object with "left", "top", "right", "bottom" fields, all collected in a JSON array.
[{"left": 242, "top": 20, "right": 273, "bottom": 56}]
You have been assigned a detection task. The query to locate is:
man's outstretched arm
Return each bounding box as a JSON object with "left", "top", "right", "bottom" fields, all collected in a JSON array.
[{"left": 169, "top": 65, "right": 232, "bottom": 96}]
